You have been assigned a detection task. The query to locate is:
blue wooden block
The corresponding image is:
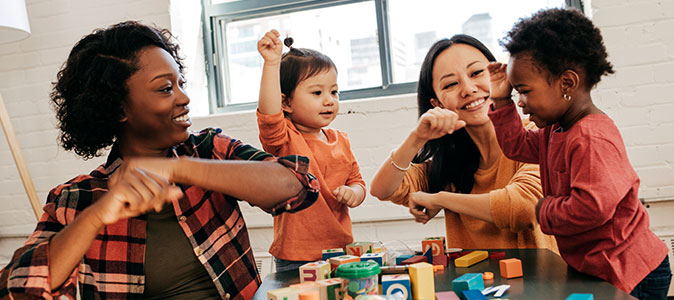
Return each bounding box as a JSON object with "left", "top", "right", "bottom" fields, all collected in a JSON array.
[
  {"left": 395, "top": 254, "right": 414, "bottom": 265},
  {"left": 463, "top": 289, "right": 487, "bottom": 300},
  {"left": 565, "top": 294, "right": 594, "bottom": 300},
  {"left": 451, "top": 273, "right": 484, "bottom": 298},
  {"left": 423, "top": 247, "right": 433, "bottom": 263},
  {"left": 322, "top": 249, "right": 345, "bottom": 261},
  {"left": 381, "top": 274, "right": 411, "bottom": 300},
  {"left": 361, "top": 253, "right": 385, "bottom": 267}
]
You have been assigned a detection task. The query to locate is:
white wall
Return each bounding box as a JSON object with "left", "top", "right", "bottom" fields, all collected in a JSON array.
[{"left": 0, "top": 0, "right": 673, "bottom": 266}]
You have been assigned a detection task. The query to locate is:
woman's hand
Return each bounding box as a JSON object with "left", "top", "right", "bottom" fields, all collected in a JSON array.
[
  {"left": 257, "top": 29, "right": 283, "bottom": 65},
  {"left": 408, "top": 191, "right": 442, "bottom": 224},
  {"left": 412, "top": 107, "right": 466, "bottom": 142},
  {"left": 91, "top": 167, "right": 183, "bottom": 226}
]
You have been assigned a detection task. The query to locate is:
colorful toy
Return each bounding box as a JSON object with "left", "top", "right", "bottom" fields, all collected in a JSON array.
[
  {"left": 361, "top": 252, "right": 386, "bottom": 267},
  {"left": 432, "top": 254, "right": 447, "bottom": 266},
  {"left": 300, "top": 261, "right": 331, "bottom": 282},
  {"left": 451, "top": 273, "right": 484, "bottom": 298},
  {"left": 381, "top": 274, "right": 411, "bottom": 300},
  {"left": 565, "top": 294, "right": 594, "bottom": 300},
  {"left": 482, "top": 272, "right": 493, "bottom": 281},
  {"left": 268, "top": 287, "right": 300, "bottom": 300},
  {"left": 454, "top": 251, "right": 488, "bottom": 267},
  {"left": 489, "top": 251, "right": 505, "bottom": 260},
  {"left": 434, "top": 291, "right": 460, "bottom": 300},
  {"left": 400, "top": 256, "right": 427, "bottom": 265},
  {"left": 422, "top": 237, "right": 446, "bottom": 256},
  {"left": 317, "top": 278, "right": 344, "bottom": 300},
  {"left": 336, "top": 261, "right": 381, "bottom": 299},
  {"left": 432, "top": 265, "right": 444, "bottom": 272},
  {"left": 499, "top": 258, "right": 523, "bottom": 278},
  {"left": 290, "top": 281, "right": 322, "bottom": 293},
  {"left": 323, "top": 248, "right": 346, "bottom": 261},
  {"left": 408, "top": 262, "right": 434, "bottom": 300},
  {"left": 299, "top": 290, "right": 320, "bottom": 300},
  {"left": 329, "top": 255, "right": 360, "bottom": 271},
  {"left": 346, "top": 242, "right": 373, "bottom": 257},
  {"left": 423, "top": 247, "right": 433, "bottom": 263},
  {"left": 482, "top": 285, "right": 510, "bottom": 298},
  {"left": 395, "top": 254, "right": 414, "bottom": 265},
  {"left": 462, "top": 290, "right": 487, "bottom": 300}
]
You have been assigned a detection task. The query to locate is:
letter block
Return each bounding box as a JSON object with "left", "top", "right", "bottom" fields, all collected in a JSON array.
[
  {"left": 328, "top": 255, "right": 360, "bottom": 271},
  {"left": 268, "top": 287, "right": 300, "bottom": 300},
  {"left": 454, "top": 251, "right": 488, "bottom": 268},
  {"left": 451, "top": 273, "right": 484, "bottom": 298},
  {"left": 300, "top": 261, "right": 331, "bottom": 282},
  {"left": 499, "top": 258, "right": 523, "bottom": 278},
  {"left": 322, "top": 248, "right": 345, "bottom": 261},
  {"left": 361, "top": 252, "right": 386, "bottom": 267},
  {"left": 317, "top": 278, "right": 344, "bottom": 300},
  {"left": 422, "top": 237, "right": 446, "bottom": 256},
  {"left": 381, "top": 274, "right": 411, "bottom": 300},
  {"left": 408, "top": 263, "right": 435, "bottom": 300},
  {"left": 346, "top": 242, "right": 373, "bottom": 257}
]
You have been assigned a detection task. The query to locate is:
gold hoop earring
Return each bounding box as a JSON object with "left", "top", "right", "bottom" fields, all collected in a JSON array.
[{"left": 563, "top": 94, "right": 572, "bottom": 101}]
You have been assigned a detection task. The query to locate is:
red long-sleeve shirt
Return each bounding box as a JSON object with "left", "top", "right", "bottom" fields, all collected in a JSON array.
[{"left": 489, "top": 102, "right": 667, "bottom": 293}]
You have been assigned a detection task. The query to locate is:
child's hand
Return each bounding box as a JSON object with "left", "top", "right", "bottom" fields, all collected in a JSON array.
[
  {"left": 408, "top": 191, "right": 441, "bottom": 224},
  {"left": 412, "top": 107, "right": 466, "bottom": 142},
  {"left": 257, "top": 29, "right": 283, "bottom": 65},
  {"left": 333, "top": 185, "right": 362, "bottom": 208},
  {"left": 487, "top": 62, "right": 513, "bottom": 101}
]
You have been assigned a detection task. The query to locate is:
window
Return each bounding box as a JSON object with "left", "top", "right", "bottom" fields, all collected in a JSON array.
[{"left": 202, "top": 0, "right": 581, "bottom": 113}]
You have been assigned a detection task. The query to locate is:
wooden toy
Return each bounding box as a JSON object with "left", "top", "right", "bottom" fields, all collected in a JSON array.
[
  {"left": 361, "top": 252, "right": 386, "bottom": 267},
  {"left": 432, "top": 254, "right": 447, "bottom": 266},
  {"left": 323, "top": 248, "right": 346, "bottom": 261},
  {"left": 422, "top": 237, "right": 446, "bottom": 256},
  {"left": 423, "top": 247, "right": 433, "bottom": 263},
  {"left": 381, "top": 274, "right": 411, "bottom": 300},
  {"left": 346, "top": 242, "right": 373, "bottom": 257},
  {"left": 489, "top": 251, "right": 505, "bottom": 260},
  {"left": 434, "top": 291, "right": 460, "bottom": 300},
  {"left": 328, "top": 255, "right": 360, "bottom": 271},
  {"left": 300, "top": 261, "right": 331, "bottom": 282},
  {"left": 316, "top": 278, "right": 344, "bottom": 300},
  {"left": 400, "top": 256, "right": 427, "bottom": 265},
  {"left": 499, "top": 258, "right": 523, "bottom": 278},
  {"left": 395, "top": 254, "right": 414, "bottom": 265},
  {"left": 408, "top": 263, "right": 434, "bottom": 300},
  {"left": 454, "top": 251, "right": 488, "bottom": 267},
  {"left": 565, "top": 294, "right": 594, "bottom": 300},
  {"left": 432, "top": 265, "right": 444, "bottom": 272},
  {"left": 299, "top": 290, "right": 320, "bottom": 300},
  {"left": 462, "top": 290, "right": 487, "bottom": 300},
  {"left": 482, "top": 272, "right": 493, "bottom": 280},
  {"left": 290, "top": 281, "right": 322, "bottom": 293},
  {"left": 268, "top": 287, "right": 300, "bottom": 300},
  {"left": 482, "top": 285, "right": 510, "bottom": 298},
  {"left": 451, "top": 273, "right": 484, "bottom": 298},
  {"left": 380, "top": 265, "right": 408, "bottom": 274}
]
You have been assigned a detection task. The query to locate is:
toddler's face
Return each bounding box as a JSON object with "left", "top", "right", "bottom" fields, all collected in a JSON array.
[
  {"left": 507, "top": 54, "right": 568, "bottom": 128},
  {"left": 283, "top": 68, "right": 339, "bottom": 135},
  {"left": 431, "top": 44, "right": 492, "bottom": 127}
]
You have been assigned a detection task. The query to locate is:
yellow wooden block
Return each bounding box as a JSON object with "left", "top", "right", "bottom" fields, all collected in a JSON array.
[
  {"left": 408, "top": 262, "right": 435, "bottom": 300},
  {"left": 454, "top": 251, "right": 488, "bottom": 268},
  {"left": 300, "top": 261, "right": 331, "bottom": 282}
]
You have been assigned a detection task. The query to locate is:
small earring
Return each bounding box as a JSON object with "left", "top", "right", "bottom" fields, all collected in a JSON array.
[{"left": 563, "top": 94, "right": 572, "bottom": 101}]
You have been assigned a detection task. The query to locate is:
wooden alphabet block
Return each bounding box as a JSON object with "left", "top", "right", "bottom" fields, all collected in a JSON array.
[
  {"left": 454, "top": 251, "right": 488, "bottom": 268},
  {"left": 346, "top": 242, "right": 373, "bottom": 257},
  {"left": 499, "top": 258, "right": 523, "bottom": 278},
  {"left": 300, "top": 261, "right": 331, "bottom": 282},
  {"left": 451, "top": 273, "right": 484, "bottom": 298},
  {"left": 268, "top": 287, "right": 300, "bottom": 300},
  {"left": 361, "top": 252, "right": 386, "bottom": 267},
  {"left": 322, "top": 248, "right": 346, "bottom": 261},
  {"left": 422, "top": 237, "right": 446, "bottom": 256},
  {"left": 328, "top": 255, "right": 360, "bottom": 271},
  {"left": 381, "top": 274, "right": 411, "bottom": 300},
  {"left": 462, "top": 290, "right": 487, "bottom": 300},
  {"left": 316, "top": 278, "right": 344, "bottom": 300},
  {"left": 400, "top": 256, "right": 427, "bottom": 265},
  {"left": 290, "top": 281, "right": 322, "bottom": 294},
  {"left": 408, "top": 263, "right": 434, "bottom": 300}
]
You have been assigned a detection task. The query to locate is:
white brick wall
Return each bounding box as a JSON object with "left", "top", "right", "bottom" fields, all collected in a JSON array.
[{"left": 0, "top": 0, "right": 673, "bottom": 272}]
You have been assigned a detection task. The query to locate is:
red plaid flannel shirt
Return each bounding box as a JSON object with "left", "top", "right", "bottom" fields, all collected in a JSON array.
[{"left": 0, "top": 128, "right": 319, "bottom": 300}]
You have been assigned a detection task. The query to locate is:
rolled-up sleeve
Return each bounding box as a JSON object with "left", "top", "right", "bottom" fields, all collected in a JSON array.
[{"left": 489, "top": 162, "right": 543, "bottom": 232}]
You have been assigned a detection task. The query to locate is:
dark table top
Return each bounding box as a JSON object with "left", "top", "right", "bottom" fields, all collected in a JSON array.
[{"left": 253, "top": 249, "right": 634, "bottom": 299}]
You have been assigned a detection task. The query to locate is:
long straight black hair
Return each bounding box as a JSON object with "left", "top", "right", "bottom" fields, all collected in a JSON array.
[{"left": 414, "top": 34, "right": 496, "bottom": 194}]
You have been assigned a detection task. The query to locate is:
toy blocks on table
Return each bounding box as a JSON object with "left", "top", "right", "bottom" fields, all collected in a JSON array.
[
  {"left": 346, "top": 242, "right": 373, "bottom": 257},
  {"left": 451, "top": 273, "right": 484, "bottom": 298},
  {"left": 565, "top": 294, "right": 594, "bottom": 300},
  {"left": 316, "top": 278, "right": 344, "bottom": 300},
  {"left": 299, "top": 290, "right": 320, "bottom": 300},
  {"left": 268, "top": 287, "right": 300, "bottom": 300},
  {"left": 432, "top": 254, "right": 448, "bottom": 266},
  {"left": 488, "top": 251, "right": 505, "bottom": 260},
  {"left": 361, "top": 252, "right": 386, "bottom": 267},
  {"left": 499, "top": 258, "right": 523, "bottom": 278},
  {"left": 400, "top": 256, "right": 427, "bottom": 265},
  {"left": 381, "top": 274, "right": 411, "bottom": 300},
  {"left": 422, "top": 237, "right": 446, "bottom": 256},
  {"left": 408, "top": 263, "right": 435, "bottom": 300},
  {"left": 423, "top": 247, "right": 433, "bottom": 263},
  {"left": 328, "top": 255, "right": 360, "bottom": 271},
  {"left": 290, "top": 281, "right": 322, "bottom": 293},
  {"left": 462, "top": 290, "right": 487, "bottom": 300},
  {"left": 322, "top": 248, "right": 346, "bottom": 261},
  {"left": 300, "top": 261, "right": 331, "bottom": 282},
  {"left": 395, "top": 254, "right": 414, "bottom": 265},
  {"left": 454, "top": 251, "right": 488, "bottom": 268},
  {"left": 434, "top": 291, "right": 460, "bottom": 300}
]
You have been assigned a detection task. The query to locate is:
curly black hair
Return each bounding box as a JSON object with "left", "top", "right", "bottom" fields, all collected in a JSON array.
[
  {"left": 50, "top": 21, "right": 184, "bottom": 159},
  {"left": 500, "top": 8, "right": 614, "bottom": 88}
]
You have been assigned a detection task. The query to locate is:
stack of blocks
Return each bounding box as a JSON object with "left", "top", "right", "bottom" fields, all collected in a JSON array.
[
  {"left": 317, "top": 278, "right": 344, "bottom": 300},
  {"left": 408, "top": 263, "right": 434, "bottom": 300},
  {"left": 422, "top": 237, "right": 448, "bottom": 267},
  {"left": 499, "top": 258, "right": 522, "bottom": 278},
  {"left": 346, "top": 242, "right": 373, "bottom": 257},
  {"left": 328, "top": 255, "right": 360, "bottom": 271},
  {"left": 381, "top": 274, "right": 411, "bottom": 300},
  {"left": 322, "top": 248, "right": 345, "bottom": 261},
  {"left": 361, "top": 252, "right": 386, "bottom": 267},
  {"left": 300, "top": 261, "right": 331, "bottom": 282},
  {"left": 451, "top": 273, "right": 484, "bottom": 299}
]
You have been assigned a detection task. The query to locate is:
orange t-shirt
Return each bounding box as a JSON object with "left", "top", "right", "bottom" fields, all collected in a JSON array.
[{"left": 257, "top": 111, "right": 365, "bottom": 261}]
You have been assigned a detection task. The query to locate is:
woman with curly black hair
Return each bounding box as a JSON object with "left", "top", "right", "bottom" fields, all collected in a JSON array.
[
  {"left": 371, "top": 35, "right": 557, "bottom": 253},
  {"left": 488, "top": 8, "right": 671, "bottom": 299},
  {"left": 0, "top": 21, "right": 319, "bottom": 300}
]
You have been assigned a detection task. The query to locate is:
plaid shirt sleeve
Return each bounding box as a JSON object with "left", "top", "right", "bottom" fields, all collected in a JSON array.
[
  {"left": 209, "top": 128, "right": 319, "bottom": 216},
  {"left": 0, "top": 187, "right": 80, "bottom": 300}
]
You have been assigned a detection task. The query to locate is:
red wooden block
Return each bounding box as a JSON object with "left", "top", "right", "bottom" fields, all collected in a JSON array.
[
  {"left": 432, "top": 254, "right": 448, "bottom": 266},
  {"left": 489, "top": 251, "right": 505, "bottom": 260},
  {"left": 500, "top": 258, "right": 523, "bottom": 278},
  {"left": 400, "top": 255, "right": 427, "bottom": 265}
]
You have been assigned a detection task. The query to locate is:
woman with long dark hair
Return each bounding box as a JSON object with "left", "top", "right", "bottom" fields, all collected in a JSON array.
[{"left": 371, "top": 35, "right": 556, "bottom": 251}]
